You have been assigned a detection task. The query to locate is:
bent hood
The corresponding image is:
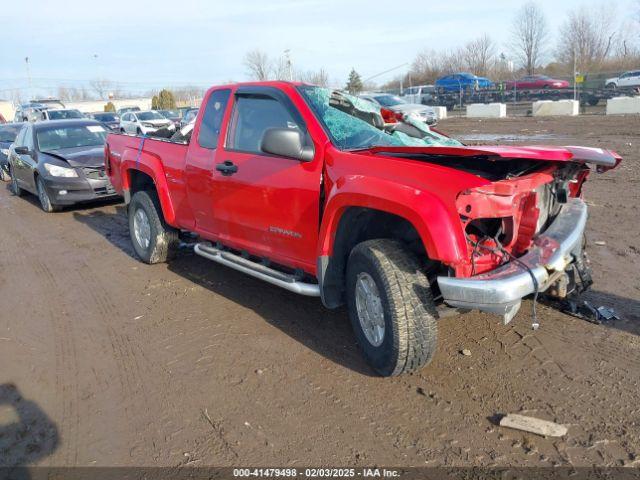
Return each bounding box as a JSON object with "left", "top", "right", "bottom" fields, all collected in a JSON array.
[
  {"left": 43, "top": 145, "right": 105, "bottom": 168},
  {"left": 364, "top": 145, "right": 621, "bottom": 171}
]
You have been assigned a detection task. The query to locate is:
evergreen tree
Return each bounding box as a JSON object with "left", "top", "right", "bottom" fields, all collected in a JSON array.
[
  {"left": 157, "top": 89, "right": 176, "bottom": 109},
  {"left": 345, "top": 69, "right": 363, "bottom": 94}
]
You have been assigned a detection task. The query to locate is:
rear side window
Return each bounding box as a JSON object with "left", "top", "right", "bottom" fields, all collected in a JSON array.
[
  {"left": 198, "top": 89, "right": 230, "bottom": 149},
  {"left": 226, "top": 95, "right": 302, "bottom": 154},
  {"left": 24, "top": 126, "right": 34, "bottom": 149},
  {"left": 14, "top": 126, "right": 26, "bottom": 146}
]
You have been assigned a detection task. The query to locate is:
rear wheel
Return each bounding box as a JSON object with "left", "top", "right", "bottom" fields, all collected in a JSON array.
[
  {"left": 128, "top": 190, "right": 179, "bottom": 264},
  {"left": 36, "top": 176, "right": 60, "bottom": 212},
  {"left": 606, "top": 82, "right": 617, "bottom": 89},
  {"left": 346, "top": 239, "right": 438, "bottom": 376},
  {"left": 136, "top": 127, "right": 142, "bottom": 135}
]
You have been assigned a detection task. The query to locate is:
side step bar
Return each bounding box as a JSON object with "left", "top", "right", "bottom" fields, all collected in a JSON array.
[{"left": 193, "top": 243, "right": 320, "bottom": 297}]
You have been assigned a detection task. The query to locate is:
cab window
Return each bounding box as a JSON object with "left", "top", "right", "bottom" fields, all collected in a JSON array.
[
  {"left": 226, "top": 95, "right": 302, "bottom": 154},
  {"left": 198, "top": 89, "right": 230, "bottom": 149}
]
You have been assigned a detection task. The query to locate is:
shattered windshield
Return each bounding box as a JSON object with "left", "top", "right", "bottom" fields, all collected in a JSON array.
[{"left": 298, "top": 86, "right": 461, "bottom": 151}]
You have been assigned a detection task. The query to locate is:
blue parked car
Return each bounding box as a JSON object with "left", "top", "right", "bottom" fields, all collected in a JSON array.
[{"left": 435, "top": 73, "right": 494, "bottom": 93}]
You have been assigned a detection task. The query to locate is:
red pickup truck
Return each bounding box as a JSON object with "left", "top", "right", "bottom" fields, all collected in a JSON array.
[{"left": 106, "top": 81, "right": 620, "bottom": 376}]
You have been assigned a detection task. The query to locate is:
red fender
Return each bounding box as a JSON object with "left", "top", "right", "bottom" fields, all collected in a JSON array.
[
  {"left": 119, "top": 145, "right": 177, "bottom": 226},
  {"left": 318, "top": 175, "right": 467, "bottom": 267}
]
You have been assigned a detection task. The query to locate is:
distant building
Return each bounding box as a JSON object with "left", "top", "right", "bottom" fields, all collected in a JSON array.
[{"left": 0, "top": 101, "right": 15, "bottom": 122}]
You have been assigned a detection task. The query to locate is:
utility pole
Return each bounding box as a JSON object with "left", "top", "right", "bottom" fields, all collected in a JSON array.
[
  {"left": 25, "top": 57, "right": 33, "bottom": 101},
  {"left": 573, "top": 48, "right": 578, "bottom": 101},
  {"left": 284, "top": 49, "right": 293, "bottom": 82}
]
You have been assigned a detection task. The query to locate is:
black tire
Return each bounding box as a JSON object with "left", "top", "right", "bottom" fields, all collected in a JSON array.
[
  {"left": 0, "top": 165, "right": 8, "bottom": 182},
  {"left": 10, "top": 167, "right": 23, "bottom": 196},
  {"left": 128, "top": 190, "right": 179, "bottom": 264},
  {"left": 36, "top": 176, "right": 60, "bottom": 212},
  {"left": 120, "top": 128, "right": 125, "bottom": 133},
  {"left": 346, "top": 239, "right": 438, "bottom": 377},
  {"left": 606, "top": 82, "right": 616, "bottom": 89},
  {"left": 136, "top": 127, "right": 142, "bottom": 135}
]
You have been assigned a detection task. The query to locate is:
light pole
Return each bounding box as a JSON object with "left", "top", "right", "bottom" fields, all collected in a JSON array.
[
  {"left": 24, "top": 57, "right": 33, "bottom": 100},
  {"left": 284, "top": 49, "right": 293, "bottom": 82},
  {"left": 573, "top": 48, "right": 578, "bottom": 101}
]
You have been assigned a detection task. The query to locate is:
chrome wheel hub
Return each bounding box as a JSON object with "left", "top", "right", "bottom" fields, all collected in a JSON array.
[
  {"left": 133, "top": 208, "right": 151, "bottom": 250},
  {"left": 355, "top": 272, "right": 385, "bottom": 347}
]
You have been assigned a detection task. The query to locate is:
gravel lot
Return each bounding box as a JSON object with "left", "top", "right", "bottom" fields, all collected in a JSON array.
[{"left": 0, "top": 115, "right": 639, "bottom": 469}]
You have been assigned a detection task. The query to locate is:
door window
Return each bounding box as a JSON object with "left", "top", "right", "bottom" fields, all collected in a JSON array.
[
  {"left": 23, "top": 126, "right": 34, "bottom": 150},
  {"left": 14, "top": 126, "right": 27, "bottom": 147},
  {"left": 197, "top": 89, "right": 230, "bottom": 149},
  {"left": 226, "top": 95, "right": 302, "bottom": 154}
]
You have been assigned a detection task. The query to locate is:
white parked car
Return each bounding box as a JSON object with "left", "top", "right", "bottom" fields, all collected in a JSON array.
[
  {"left": 605, "top": 70, "right": 640, "bottom": 89},
  {"left": 401, "top": 85, "right": 436, "bottom": 105},
  {"left": 34, "top": 109, "right": 85, "bottom": 122},
  {"left": 360, "top": 93, "right": 438, "bottom": 125},
  {"left": 119, "top": 110, "right": 174, "bottom": 135}
]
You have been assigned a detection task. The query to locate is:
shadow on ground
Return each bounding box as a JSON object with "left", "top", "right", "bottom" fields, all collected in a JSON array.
[
  {"left": 0, "top": 384, "right": 59, "bottom": 480},
  {"left": 582, "top": 290, "right": 640, "bottom": 335},
  {"left": 73, "top": 208, "right": 374, "bottom": 376}
]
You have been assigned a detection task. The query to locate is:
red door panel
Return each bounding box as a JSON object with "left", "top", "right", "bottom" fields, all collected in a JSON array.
[{"left": 209, "top": 89, "right": 322, "bottom": 272}]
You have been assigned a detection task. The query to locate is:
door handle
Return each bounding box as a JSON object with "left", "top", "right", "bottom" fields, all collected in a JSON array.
[{"left": 215, "top": 160, "right": 238, "bottom": 176}]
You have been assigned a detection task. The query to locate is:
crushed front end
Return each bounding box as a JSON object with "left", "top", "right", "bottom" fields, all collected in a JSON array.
[{"left": 437, "top": 149, "right": 620, "bottom": 324}]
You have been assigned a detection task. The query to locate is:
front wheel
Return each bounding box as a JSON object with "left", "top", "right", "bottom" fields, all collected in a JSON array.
[
  {"left": 36, "top": 176, "right": 60, "bottom": 212},
  {"left": 128, "top": 190, "right": 179, "bottom": 264},
  {"left": 346, "top": 239, "right": 438, "bottom": 377}
]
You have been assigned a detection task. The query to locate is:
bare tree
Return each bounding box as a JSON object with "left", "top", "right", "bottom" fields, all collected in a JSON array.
[
  {"left": 298, "top": 68, "right": 329, "bottom": 87},
  {"left": 90, "top": 79, "right": 114, "bottom": 99},
  {"left": 244, "top": 49, "right": 272, "bottom": 80},
  {"left": 57, "top": 86, "right": 72, "bottom": 101},
  {"left": 510, "top": 1, "right": 549, "bottom": 75},
  {"left": 463, "top": 35, "right": 495, "bottom": 77},
  {"left": 556, "top": 5, "right": 617, "bottom": 73},
  {"left": 272, "top": 56, "right": 291, "bottom": 80}
]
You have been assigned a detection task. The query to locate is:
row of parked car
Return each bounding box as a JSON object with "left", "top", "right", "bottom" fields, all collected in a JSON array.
[
  {"left": 12, "top": 100, "right": 199, "bottom": 132},
  {"left": 398, "top": 70, "right": 640, "bottom": 105},
  {"left": 0, "top": 101, "right": 199, "bottom": 210}
]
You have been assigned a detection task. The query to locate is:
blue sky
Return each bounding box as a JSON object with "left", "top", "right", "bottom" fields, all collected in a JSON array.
[{"left": 0, "top": 0, "right": 634, "bottom": 97}]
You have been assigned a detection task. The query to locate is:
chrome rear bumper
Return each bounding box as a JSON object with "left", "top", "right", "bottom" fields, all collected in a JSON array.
[{"left": 436, "top": 198, "right": 588, "bottom": 323}]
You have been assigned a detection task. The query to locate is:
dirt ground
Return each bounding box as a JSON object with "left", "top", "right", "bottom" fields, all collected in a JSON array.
[{"left": 0, "top": 115, "right": 639, "bottom": 470}]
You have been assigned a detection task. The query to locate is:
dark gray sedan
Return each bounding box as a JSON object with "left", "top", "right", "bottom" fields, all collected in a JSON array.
[
  {"left": 8, "top": 119, "right": 119, "bottom": 212},
  {"left": 0, "top": 122, "right": 25, "bottom": 181}
]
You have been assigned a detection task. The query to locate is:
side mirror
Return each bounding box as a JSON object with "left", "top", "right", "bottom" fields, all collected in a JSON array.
[
  {"left": 260, "top": 128, "right": 314, "bottom": 162},
  {"left": 14, "top": 146, "right": 30, "bottom": 155}
]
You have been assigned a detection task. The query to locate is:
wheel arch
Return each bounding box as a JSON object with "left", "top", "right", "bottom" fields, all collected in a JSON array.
[
  {"left": 121, "top": 153, "right": 176, "bottom": 225},
  {"left": 316, "top": 181, "right": 466, "bottom": 308}
]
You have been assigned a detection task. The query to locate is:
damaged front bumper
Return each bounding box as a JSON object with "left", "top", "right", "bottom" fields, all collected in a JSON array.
[{"left": 437, "top": 198, "right": 588, "bottom": 323}]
